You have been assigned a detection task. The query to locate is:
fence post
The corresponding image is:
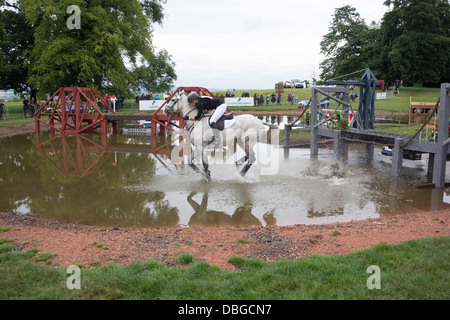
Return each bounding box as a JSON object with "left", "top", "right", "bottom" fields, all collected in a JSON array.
[
  {"left": 392, "top": 138, "right": 404, "bottom": 176},
  {"left": 432, "top": 83, "right": 450, "bottom": 188}
]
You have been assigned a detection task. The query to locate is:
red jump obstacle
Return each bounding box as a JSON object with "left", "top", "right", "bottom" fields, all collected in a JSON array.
[
  {"left": 35, "top": 86, "right": 216, "bottom": 136},
  {"left": 150, "top": 86, "right": 216, "bottom": 136},
  {"left": 35, "top": 87, "right": 116, "bottom": 135}
]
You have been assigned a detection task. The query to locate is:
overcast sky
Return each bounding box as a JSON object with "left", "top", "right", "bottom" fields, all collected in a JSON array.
[{"left": 152, "top": 0, "right": 388, "bottom": 90}]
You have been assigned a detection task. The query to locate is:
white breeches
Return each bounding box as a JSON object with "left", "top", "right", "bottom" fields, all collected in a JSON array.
[{"left": 209, "top": 103, "right": 227, "bottom": 124}]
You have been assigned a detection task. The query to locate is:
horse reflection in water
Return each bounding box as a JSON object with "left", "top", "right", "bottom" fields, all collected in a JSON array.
[{"left": 187, "top": 192, "right": 276, "bottom": 227}]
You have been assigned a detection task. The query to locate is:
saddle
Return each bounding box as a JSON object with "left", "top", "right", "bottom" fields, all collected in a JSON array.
[{"left": 209, "top": 112, "right": 235, "bottom": 130}]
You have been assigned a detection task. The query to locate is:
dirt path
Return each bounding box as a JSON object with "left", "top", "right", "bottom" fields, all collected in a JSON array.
[{"left": 1, "top": 210, "right": 448, "bottom": 270}]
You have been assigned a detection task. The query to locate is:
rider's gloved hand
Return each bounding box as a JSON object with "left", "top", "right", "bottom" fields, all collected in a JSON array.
[{"left": 183, "top": 115, "right": 189, "bottom": 120}]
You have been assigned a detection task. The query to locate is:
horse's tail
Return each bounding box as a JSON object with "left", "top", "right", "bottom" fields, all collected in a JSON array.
[{"left": 260, "top": 122, "right": 280, "bottom": 145}]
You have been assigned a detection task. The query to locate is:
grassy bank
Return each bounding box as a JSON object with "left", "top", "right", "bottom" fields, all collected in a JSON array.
[
  {"left": 214, "top": 86, "right": 441, "bottom": 113},
  {"left": 0, "top": 234, "right": 448, "bottom": 300}
]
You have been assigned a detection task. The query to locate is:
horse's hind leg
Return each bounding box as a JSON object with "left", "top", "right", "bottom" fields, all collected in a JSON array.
[
  {"left": 239, "top": 163, "right": 252, "bottom": 176},
  {"left": 235, "top": 138, "right": 248, "bottom": 166},
  {"left": 202, "top": 143, "right": 211, "bottom": 181},
  {"left": 239, "top": 136, "right": 257, "bottom": 177}
]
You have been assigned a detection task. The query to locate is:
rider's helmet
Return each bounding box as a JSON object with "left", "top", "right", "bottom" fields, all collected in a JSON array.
[{"left": 187, "top": 92, "right": 199, "bottom": 103}]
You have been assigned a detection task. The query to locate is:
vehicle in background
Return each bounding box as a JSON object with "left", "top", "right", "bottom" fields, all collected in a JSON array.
[
  {"left": 284, "top": 81, "right": 291, "bottom": 88},
  {"left": 291, "top": 79, "right": 304, "bottom": 88}
]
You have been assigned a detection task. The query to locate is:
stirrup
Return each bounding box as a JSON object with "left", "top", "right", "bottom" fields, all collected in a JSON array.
[{"left": 210, "top": 121, "right": 218, "bottom": 129}]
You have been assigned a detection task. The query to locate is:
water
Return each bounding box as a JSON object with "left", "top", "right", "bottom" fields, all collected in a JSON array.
[{"left": 1, "top": 125, "right": 449, "bottom": 228}]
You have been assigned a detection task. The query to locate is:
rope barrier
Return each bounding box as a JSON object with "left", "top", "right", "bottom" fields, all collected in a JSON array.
[
  {"left": 338, "top": 136, "right": 394, "bottom": 147},
  {"left": 288, "top": 101, "right": 311, "bottom": 126},
  {"left": 401, "top": 97, "right": 440, "bottom": 148},
  {"left": 328, "top": 68, "right": 368, "bottom": 81}
]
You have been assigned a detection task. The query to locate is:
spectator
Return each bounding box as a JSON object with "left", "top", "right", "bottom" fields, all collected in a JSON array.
[
  {"left": 23, "top": 96, "right": 29, "bottom": 117},
  {"left": 117, "top": 94, "right": 125, "bottom": 110},
  {"left": 277, "top": 93, "right": 282, "bottom": 105},
  {"left": 97, "top": 97, "right": 104, "bottom": 112},
  {"left": 29, "top": 98, "right": 36, "bottom": 117},
  {"left": 110, "top": 94, "right": 117, "bottom": 110},
  {"left": 271, "top": 93, "right": 276, "bottom": 105},
  {"left": 135, "top": 94, "right": 140, "bottom": 109},
  {"left": 287, "top": 93, "right": 293, "bottom": 105},
  {"left": 0, "top": 99, "right": 4, "bottom": 120},
  {"left": 266, "top": 94, "right": 270, "bottom": 105}
]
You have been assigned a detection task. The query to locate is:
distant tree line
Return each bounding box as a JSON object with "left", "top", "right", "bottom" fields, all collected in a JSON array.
[
  {"left": 319, "top": 0, "right": 450, "bottom": 86},
  {"left": 0, "top": 0, "right": 176, "bottom": 99}
]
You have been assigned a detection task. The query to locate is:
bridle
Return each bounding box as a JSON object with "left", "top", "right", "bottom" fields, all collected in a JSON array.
[{"left": 165, "top": 92, "right": 201, "bottom": 133}]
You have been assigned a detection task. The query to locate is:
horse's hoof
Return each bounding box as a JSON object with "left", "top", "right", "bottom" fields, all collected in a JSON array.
[{"left": 202, "top": 171, "right": 211, "bottom": 181}]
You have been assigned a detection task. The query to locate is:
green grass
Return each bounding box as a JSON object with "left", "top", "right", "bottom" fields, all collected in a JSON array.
[
  {"left": 0, "top": 236, "right": 448, "bottom": 300},
  {"left": 213, "top": 86, "right": 441, "bottom": 114}
]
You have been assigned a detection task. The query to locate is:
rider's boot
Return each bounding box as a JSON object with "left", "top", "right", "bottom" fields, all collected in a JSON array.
[{"left": 209, "top": 122, "right": 221, "bottom": 149}]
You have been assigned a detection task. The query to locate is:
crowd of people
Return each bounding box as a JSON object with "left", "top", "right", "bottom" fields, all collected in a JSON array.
[
  {"left": 222, "top": 90, "right": 300, "bottom": 107},
  {"left": 134, "top": 92, "right": 170, "bottom": 108},
  {"left": 22, "top": 96, "right": 43, "bottom": 118},
  {"left": 259, "top": 92, "right": 299, "bottom": 106},
  {"left": 101, "top": 94, "right": 126, "bottom": 111}
]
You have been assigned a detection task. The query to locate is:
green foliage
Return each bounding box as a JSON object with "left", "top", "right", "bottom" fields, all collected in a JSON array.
[
  {"left": 320, "top": 1, "right": 450, "bottom": 84},
  {"left": 375, "top": 0, "right": 450, "bottom": 83},
  {"left": 0, "top": 0, "right": 175, "bottom": 96},
  {"left": 0, "top": 237, "right": 449, "bottom": 299},
  {"left": 0, "top": 8, "right": 34, "bottom": 93},
  {"left": 328, "top": 112, "right": 349, "bottom": 130},
  {"left": 177, "top": 253, "right": 196, "bottom": 265},
  {"left": 0, "top": 238, "right": 14, "bottom": 245},
  {"left": 320, "top": 5, "right": 372, "bottom": 81},
  {"left": 0, "top": 227, "right": 11, "bottom": 233}
]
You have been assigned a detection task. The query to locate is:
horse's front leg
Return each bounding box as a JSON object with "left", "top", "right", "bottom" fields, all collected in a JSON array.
[
  {"left": 188, "top": 145, "right": 202, "bottom": 174},
  {"left": 201, "top": 142, "right": 211, "bottom": 181}
]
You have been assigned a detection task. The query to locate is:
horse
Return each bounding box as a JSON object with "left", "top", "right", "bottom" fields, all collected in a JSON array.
[{"left": 165, "top": 91, "right": 277, "bottom": 180}]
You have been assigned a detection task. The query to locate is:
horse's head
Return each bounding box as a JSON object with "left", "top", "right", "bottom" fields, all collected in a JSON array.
[{"left": 165, "top": 91, "right": 182, "bottom": 116}]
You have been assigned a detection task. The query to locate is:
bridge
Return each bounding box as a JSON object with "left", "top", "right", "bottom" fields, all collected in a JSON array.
[
  {"left": 34, "top": 86, "right": 214, "bottom": 136},
  {"left": 284, "top": 81, "right": 450, "bottom": 188}
]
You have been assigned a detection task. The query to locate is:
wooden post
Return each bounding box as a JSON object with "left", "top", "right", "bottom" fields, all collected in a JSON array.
[
  {"left": 284, "top": 124, "right": 291, "bottom": 148},
  {"left": 310, "top": 91, "right": 319, "bottom": 157},
  {"left": 432, "top": 83, "right": 450, "bottom": 188},
  {"left": 392, "top": 138, "right": 404, "bottom": 176}
]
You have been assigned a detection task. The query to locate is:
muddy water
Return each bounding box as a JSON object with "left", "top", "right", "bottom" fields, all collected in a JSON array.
[{"left": 0, "top": 130, "right": 449, "bottom": 228}]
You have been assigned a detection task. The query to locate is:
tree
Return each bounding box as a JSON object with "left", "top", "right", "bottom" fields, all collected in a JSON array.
[
  {"left": 319, "top": 5, "right": 372, "bottom": 81},
  {"left": 0, "top": 8, "right": 34, "bottom": 93},
  {"left": 134, "top": 49, "right": 176, "bottom": 93},
  {"left": 1, "top": 0, "right": 176, "bottom": 96},
  {"left": 0, "top": 10, "right": 4, "bottom": 75},
  {"left": 376, "top": 0, "right": 450, "bottom": 83}
]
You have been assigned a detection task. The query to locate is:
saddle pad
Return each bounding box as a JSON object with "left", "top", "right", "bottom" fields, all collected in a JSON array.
[{"left": 224, "top": 118, "right": 236, "bottom": 129}]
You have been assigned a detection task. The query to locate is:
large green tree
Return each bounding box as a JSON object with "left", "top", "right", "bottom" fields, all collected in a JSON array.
[
  {"left": 0, "top": 6, "right": 34, "bottom": 93},
  {"left": 376, "top": 0, "right": 450, "bottom": 83},
  {"left": 0, "top": 0, "right": 176, "bottom": 96},
  {"left": 319, "top": 5, "right": 374, "bottom": 81}
]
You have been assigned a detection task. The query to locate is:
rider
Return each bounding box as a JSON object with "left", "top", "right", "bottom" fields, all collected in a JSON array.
[{"left": 184, "top": 92, "right": 227, "bottom": 147}]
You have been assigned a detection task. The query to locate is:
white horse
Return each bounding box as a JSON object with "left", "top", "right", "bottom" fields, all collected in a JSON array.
[{"left": 165, "top": 91, "right": 277, "bottom": 179}]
